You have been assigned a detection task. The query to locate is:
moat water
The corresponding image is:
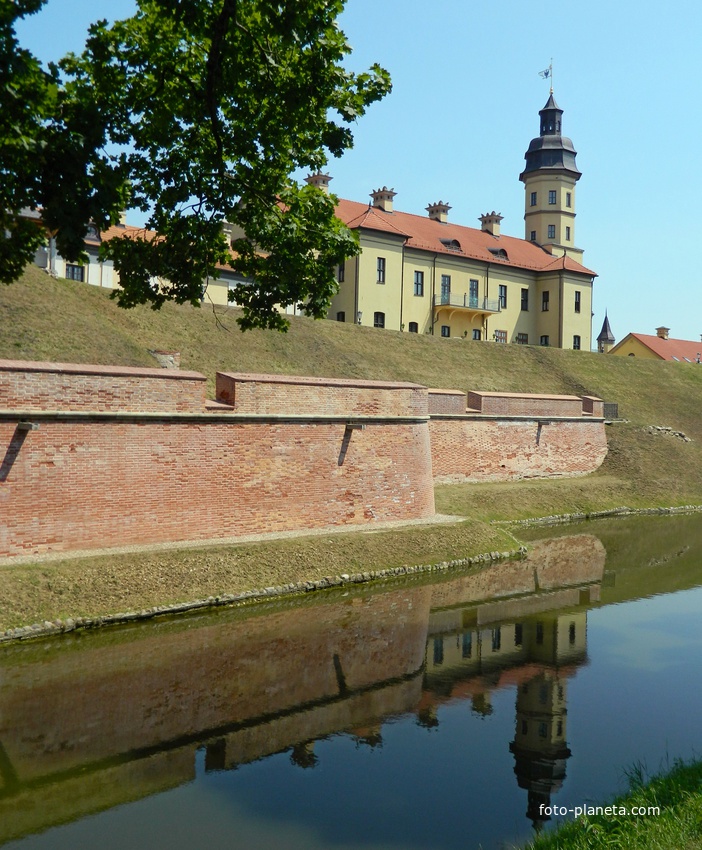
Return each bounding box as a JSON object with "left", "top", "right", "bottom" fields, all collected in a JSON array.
[{"left": 2, "top": 513, "right": 702, "bottom": 850}]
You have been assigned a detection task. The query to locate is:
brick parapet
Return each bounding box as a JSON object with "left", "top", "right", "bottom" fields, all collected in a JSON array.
[
  {"left": 217, "top": 372, "right": 429, "bottom": 417},
  {"left": 0, "top": 359, "right": 206, "bottom": 414},
  {"left": 582, "top": 396, "right": 605, "bottom": 417},
  {"left": 427, "top": 389, "right": 467, "bottom": 415},
  {"left": 467, "top": 391, "right": 586, "bottom": 418}
]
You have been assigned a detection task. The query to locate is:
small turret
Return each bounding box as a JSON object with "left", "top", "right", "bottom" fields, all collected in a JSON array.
[{"left": 597, "top": 313, "right": 615, "bottom": 353}]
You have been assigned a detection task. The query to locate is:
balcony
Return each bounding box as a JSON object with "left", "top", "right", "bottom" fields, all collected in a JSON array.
[{"left": 433, "top": 294, "right": 501, "bottom": 313}]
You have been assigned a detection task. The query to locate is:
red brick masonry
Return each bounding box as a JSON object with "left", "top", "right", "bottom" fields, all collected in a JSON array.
[
  {"left": 429, "top": 389, "right": 608, "bottom": 483},
  {"left": 0, "top": 361, "right": 607, "bottom": 558},
  {"left": 0, "top": 361, "right": 435, "bottom": 558}
]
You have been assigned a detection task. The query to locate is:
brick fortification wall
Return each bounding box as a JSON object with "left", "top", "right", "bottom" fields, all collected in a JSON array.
[
  {"left": 430, "top": 390, "right": 608, "bottom": 483},
  {"left": 0, "top": 361, "right": 609, "bottom": 558},
  {"left": 0, "top": 362, "right": 434, "bottom": 559}
]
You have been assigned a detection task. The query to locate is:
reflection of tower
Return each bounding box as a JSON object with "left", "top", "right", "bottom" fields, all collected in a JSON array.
[
  {"left": 509, "top": 670, "right": 571, "bottom": 831},
  {"left": 509, "top": 611, "right": 586, "bottom": 831}
]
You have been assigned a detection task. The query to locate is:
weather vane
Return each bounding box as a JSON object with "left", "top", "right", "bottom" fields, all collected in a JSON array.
[{"left": 538, "top": 59, "right": 554, "bottom": 94}]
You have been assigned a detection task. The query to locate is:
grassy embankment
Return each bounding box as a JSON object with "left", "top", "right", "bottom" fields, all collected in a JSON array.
[
  {"left": 524, "top": 760, "right": 702, "bottom": 850},
  {"left": 1, "top": 267, "right": 702, "bottom": 629}
]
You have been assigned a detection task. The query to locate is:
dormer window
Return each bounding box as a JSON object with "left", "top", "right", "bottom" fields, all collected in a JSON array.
[
  {"left": 440, "top": 239, "right": 462, "bottom": 252},
  {"left": 86, "top": 225, "right": 100, "bottom": 240},
  {"left": 488, "top": 248, "right": 508, "bottom": 260}
]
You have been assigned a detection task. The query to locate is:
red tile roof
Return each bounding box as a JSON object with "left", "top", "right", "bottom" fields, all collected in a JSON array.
[
  {"left": 615, "top": 333, "right": 702, "bottom": 362},
  {"left": 334, "top": 198, "right": 597, "bottom": 276},
  {"left": 93, "top": 223, "right": 240, "bottom": 274}
]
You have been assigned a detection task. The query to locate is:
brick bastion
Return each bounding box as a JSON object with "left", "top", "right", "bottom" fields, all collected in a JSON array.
[
  {"left": 428, "top": 389, "right": 608, "bottom": 483},
  {"left": 0, "top": 361, "right": 607, "bottom": 559}
]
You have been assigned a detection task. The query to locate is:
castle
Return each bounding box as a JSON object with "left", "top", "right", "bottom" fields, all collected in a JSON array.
[{"left": 32, "top": 94, "right": 597, "bottom": 350}]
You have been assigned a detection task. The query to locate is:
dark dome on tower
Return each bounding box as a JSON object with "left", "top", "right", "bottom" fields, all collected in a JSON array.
[{"left": 520, "top": 94, "right": 581, "bottom": 181}]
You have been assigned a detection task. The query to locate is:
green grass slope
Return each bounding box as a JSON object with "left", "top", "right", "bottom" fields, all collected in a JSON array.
[{"left": 3, "top": 267, "right": 702, "bottom": 520}]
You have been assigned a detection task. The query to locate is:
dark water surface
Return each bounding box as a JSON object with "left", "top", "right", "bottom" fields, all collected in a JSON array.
[{"left": 2, "top": 514, "right": 702, "bottom": 850}]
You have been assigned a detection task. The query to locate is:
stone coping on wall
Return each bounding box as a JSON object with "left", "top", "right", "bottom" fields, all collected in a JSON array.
[
  {"left": 429, "top": 413, "right": 606, "bottom": 422},
  {"left": 217, "top": 372, "right": 426, "bottom": 390},
  {"left": 0, "top": 410, "right": 430, "bottom": 424}
]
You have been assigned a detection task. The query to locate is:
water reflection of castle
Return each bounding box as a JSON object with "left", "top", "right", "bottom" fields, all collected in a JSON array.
[
  {"left": 422, "top": 609, "right": 588, "bottom": 830},
  {"left": 0, "top": 536, "right": 604, "bottom": 843}
]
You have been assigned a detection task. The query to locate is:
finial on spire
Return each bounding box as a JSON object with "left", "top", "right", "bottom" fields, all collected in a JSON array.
[{"left": 538, "top": 59, "right": 554, "bottom": 94}]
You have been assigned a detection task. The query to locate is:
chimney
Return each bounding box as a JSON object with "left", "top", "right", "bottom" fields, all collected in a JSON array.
[
  {"left": 305, "top": 172, "right": 332, "bottom": 194},
  {"left": 370, "top": 186, "right": 396, "bottom": 212},
  {"left": 426, "top": 201, "right": 451, "bottom": 223},
  {"left": 479, "top": 211, "right": 504, "bottom": 237},
  {"left": 656, "top": 326, "right": 670, "bottom": 340}
]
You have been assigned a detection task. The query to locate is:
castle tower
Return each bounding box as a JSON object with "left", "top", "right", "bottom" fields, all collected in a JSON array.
[{"left": 520, "top": 93, "right": 583, "bottom": 262}]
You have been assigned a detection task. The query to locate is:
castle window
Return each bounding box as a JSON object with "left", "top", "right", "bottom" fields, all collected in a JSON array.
[
  {"left": 536, "top": 622, "right": 544, "bottom": 643},
  {"left": 566, "top": 192, "right": 572, "bottom": 207},
  {"left": 530, "top": 191, "right": 537, "bottom": 206},
  {"left": 441, "top": 274, "right": 451, "bottom": 298},
  {"left": 566, "top": 226, "right": 571, "bottom": 241},
  {"left": 489, "top": 248, "right": 508, "bottom": 260},
  {"left": 548, "top": 190, "right": 557, "bottom": 204},
  {"left": 515, "top": 623, "right": 523, "bottom": 645},
  {"left": 539, "top": 722, "right": 548, "bottom": 738},
  {"left": 542, "top": 291, "right": 550, "bottom": 311},
  {"left": 521, "top": 288, "right": 529, "bottom": 311},
  {"left": 414, "top": 270, "right": 424, "bottom": 297},
  {"left": 573, "top": 335, "right": 581, "bottom": 350},
  {"left": 336, "top": 311, "right": 345, "bottom": 322},
  {"left": 547, "top": 224, "right": 556, "bottom": 239},
  {"left": 408, "top": 321, "right": 418, "bottom": 333},
  {"left": 540, "top": 335, "right": 550, "bottom": 347},
  {"left": 86, "top": 225, "right": 100, "bottom": 240},
  {"left": 441, "top": 325, "right": 451, "bottom": 338},
  {"left": 472, "top": 329, "right": 481, "bottom": 340},
  {"left": 494, "top": 329, "right": 507, "bottom": 343},
  {"left": 337, "top": 263, "right": 345, "bottom": 283},
  {"left": 530, "top": 231, "right": 537, "bottom": 242},
  {"left": 498, "top": 285, "right": 507, "bottom": 309},
  {"left": 569, "top": 622, "right": 576, "bottom": 644},
  {"left": 65, "top": 264, "right": 85, "bottom": 282},
  {"left": 469, "top": 279, "right": 479, "bottom": 306},
  {"left": 516, "top": 333, "right": 529, "bottom": 345},
  {"left": 373, "top": 311, "right": 385, "bottom": 328},
  {"left": 491, "top": 628, "right": 501, "bottom": 652},
  {"left": 462, "top": 632, "right": 472, "bottom": 658},
  {"left": 376, "top": 257, "right": 386, "bottom": 283},
  {"left": 574, "top": 290, "right": 581, "bottom": 313}
]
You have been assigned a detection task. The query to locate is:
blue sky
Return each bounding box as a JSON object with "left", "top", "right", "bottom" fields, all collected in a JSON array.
[{"left": 15, "top": 0, "right": 702, "bottom": 346}]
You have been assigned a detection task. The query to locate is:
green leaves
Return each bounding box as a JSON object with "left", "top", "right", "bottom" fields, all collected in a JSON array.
[{"left": 3, "top": 0, "right": 390, "bottom": 329}]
